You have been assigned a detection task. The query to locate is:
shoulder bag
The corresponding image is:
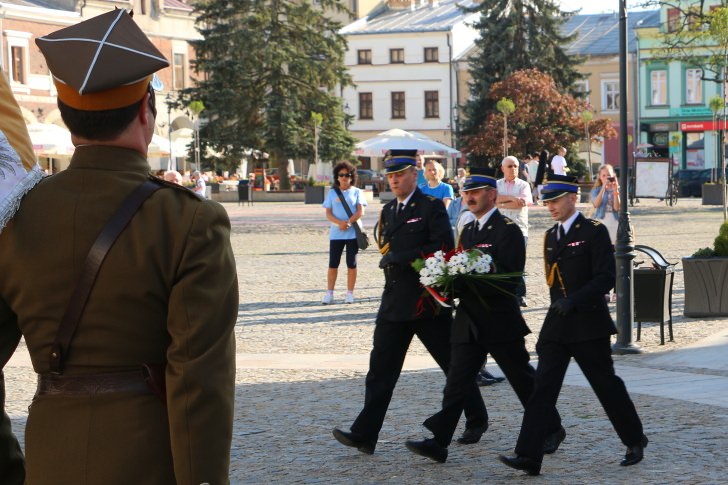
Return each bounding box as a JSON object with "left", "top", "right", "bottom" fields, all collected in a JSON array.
[{"left": 333, "top": 186, "right": 370, "bottom": 250}]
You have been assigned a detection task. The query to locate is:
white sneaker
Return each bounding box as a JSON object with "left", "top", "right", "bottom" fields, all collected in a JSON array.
[
  {"left": 344, "top": 293, "right": 355, "bottom": 304},
  {"left": 322, "top": 293, "right": 334, "bottom": 305}
]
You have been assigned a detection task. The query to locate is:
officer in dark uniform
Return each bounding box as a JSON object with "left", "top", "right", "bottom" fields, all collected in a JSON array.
[
  {"left": 405, "top": 168, "right": 563, "bottom": 463},
  {"left": 500, "top": 174, "right": 647, "bottom": 476},
  {"left": 332, "top": 150, "right": 486, "bottom": 454}
]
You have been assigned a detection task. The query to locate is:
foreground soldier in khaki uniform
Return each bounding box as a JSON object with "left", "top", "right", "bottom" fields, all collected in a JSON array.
[{"left": 0, "top": 10, "right": 237, "bottom": 484}]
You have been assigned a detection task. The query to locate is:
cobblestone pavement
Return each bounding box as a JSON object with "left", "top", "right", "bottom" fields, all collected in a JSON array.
[{"left": 5, "top": 197, "right": 728, "bottom": 484}]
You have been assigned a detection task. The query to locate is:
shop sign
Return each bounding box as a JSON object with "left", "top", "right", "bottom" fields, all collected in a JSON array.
[{"left": 680, "top": 120, "right": 728, "bottom": 131}]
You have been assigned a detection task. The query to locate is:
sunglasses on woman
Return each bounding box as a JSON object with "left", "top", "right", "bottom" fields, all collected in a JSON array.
[{"left": 338, "top": 173, "right": 351, "bottom": 178}]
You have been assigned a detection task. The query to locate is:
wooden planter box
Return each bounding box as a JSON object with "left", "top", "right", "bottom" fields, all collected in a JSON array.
[
  {"left": 702, "top": 183, "right": 727, "bottom": 205},
  {"left": 682, "top": 257, "right": 728, "bottom": 317}
]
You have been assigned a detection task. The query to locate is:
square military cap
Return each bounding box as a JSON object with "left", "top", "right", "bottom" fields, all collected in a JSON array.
[
  {"left": 460, "top": 167, "right": 497, "bottom": 192},
  {"left": 36, "top": 9, "right": 169, "bottom": 111},
  {"left": 383, "top": 149, "right": 418, "bottom": 174},
  {"left": 541, "top": 174, "right": 580, "bottom": 201}
]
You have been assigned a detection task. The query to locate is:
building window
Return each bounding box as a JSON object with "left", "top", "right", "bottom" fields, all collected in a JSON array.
[
  {"left": 650, "top": 70, "right": 667, "bottom": 105},
  {"left": 424, "top": 91, "right": 439, "bottom": 118},
  {"left": 11, "top": 46, "right": 26, "bottom": 84},
  {"left": 573, "top": 80, "right": 589, "bottom": 94},
  {"left": 359, "top": 92, "right": 373, "bottom": 119},
  {"left": 667, "top": 8, "right": 680, "bottom": 33},
  {"left": 173, "top": 53, "right": 186, "bottom": 90},
  {"left": 685, "top": 68, "right": 703, "bottom": 104},
  {"left": 391, "top": 92, "right": 405, "bottom": 119},
  {"left": 357, "top": 49, "right": 372, "bottom": 65},
  {"left": 390, "top": 48, "right": 404, "bottom": 64},
  {"left": 601, "top": 80, "right": 619, "bottom": 111},
  {"left": 424, "top": 47, "right": 438, "bottom": 63}
]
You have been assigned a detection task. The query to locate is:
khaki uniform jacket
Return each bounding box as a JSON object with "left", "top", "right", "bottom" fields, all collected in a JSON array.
[{"left": 0, "top": 146, "right": 238, "bottom": 485}]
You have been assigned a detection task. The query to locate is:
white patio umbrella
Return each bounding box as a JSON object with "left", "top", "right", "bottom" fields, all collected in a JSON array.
[
  {"left": 26, "top": 123, "right": 75, "bottom": 157},
  {"left": 354, "top": 128, "right": 461, "bottom": 157}
]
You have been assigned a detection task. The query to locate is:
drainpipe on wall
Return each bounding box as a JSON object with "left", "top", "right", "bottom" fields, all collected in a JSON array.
[{"left": 447, "top": 31, "right": 455, "bottom": 177}]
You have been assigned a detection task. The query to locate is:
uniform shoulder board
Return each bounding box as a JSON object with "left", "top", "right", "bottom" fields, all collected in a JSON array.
[
  {"left": 589, "top": 219, "right": 602, "bottom": 226},
  {"left": 426, "top": 195, "right": 438, "bottom": 202},
  {"left": 150, "top": 176, "right": 201, "bottom": 199},
  {"left": 503, "top": 216, "right": 515, "bottom": 224}
]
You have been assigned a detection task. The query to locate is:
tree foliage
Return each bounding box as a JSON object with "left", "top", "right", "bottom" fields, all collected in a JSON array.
[
  {"left": 178, "top": 0, "right": 355, "bottom": 187},
  {"left": 460, "top": 0, "right": 584, "bottom": 157},
  {"left": 463, "top": 69, "right": 616, "bottom": 167},
  {"left": 648, "top": 1, "right": 728, "bottom": 84}
]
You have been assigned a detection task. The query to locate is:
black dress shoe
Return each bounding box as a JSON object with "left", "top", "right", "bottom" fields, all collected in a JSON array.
[
  {"left": 476, "top": 374, "right": 498, "bottom": 386},
  {"left": 480, "top": 370, "right": 506, "bottom": 383},
  {"left": 519, "top": 297, "right": 528, "bottom": 307},
  {"left": 405, "top": 438, "right": 448, "bottom": 463},
  {"left": 620, "top": 435, "right": 648, "bottom": 466},
  {"left": 498, "top": 454, "right": 541, "bottom": 476},
  {"left": 456, "top": 424, "right": 488, "bottom": 444},
  {"left": 542, "top": 426, "right": 566, "bottom": 454},
  {"left": 332, "top": 428, "right": 375, "bottom": 455}
]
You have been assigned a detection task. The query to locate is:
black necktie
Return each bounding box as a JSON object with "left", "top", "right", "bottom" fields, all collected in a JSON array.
[
  {"left": 397, "top": 202, "right": 405, "bottom": 216},
  {"left": 558, "top": 224, "right": 566, "bottom": 241},
  {"left": 471, "top": 220, "right": 480, "bottom": 237}
]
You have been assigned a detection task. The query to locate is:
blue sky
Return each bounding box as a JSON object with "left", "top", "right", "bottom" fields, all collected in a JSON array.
[{"left": 558, "top": 0, "right": 652, "bottom": 14}]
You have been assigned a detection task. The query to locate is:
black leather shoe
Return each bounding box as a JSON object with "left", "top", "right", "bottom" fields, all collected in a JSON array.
[
  {"left": 332, "top": 428, "right": 375, "bottom": 455},
  {"left": 480, "top": 370, "right": 506, "bottom": 383},
  {"left": 456, "top": 424, "right": 488, "bottom": 444},
  {"left": 405, "top": 438, "right": 448, "bottom": 463},
  {"left": 542, "top": 426, "right": 566, "bottom": 454},
  {"left": 519, "top": 297, "right": 528, "bottom": 307},
  {"left": 620, "top": 435, "right": 648, "bottom": 466},
  {"left": 498, "top": 454, "right": 541, "bottom": 476},
  {"left": 476, "top": 374, "right": 498, "bottom": 386}
]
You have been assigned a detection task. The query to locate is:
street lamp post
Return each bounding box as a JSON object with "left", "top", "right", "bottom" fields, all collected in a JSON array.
[
  {"left": 613, "top": 0, "right": 641, "bottom": 354},
  {"left": 166, "top": 93, "right": 173, "bottom": 172}
]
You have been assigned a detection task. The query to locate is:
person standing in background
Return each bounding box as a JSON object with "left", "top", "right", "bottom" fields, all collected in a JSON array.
[
  {"left": 550, "top": 147, "right": 568, "bottom": 176},
  {"left": 321, "top": 161, "right": 366, "bottom": 305},
  {"left": 497, "top": 156, "right": 533, "bottom": 307},
  {"left": 534, "top": 149, "right": 550, "bottom": 203},
  {"left": 590, "top": 164, "right": 620, "bottom": 247},
  {"left": 420, "top": 159, "right": 454, "bottom": 209}
]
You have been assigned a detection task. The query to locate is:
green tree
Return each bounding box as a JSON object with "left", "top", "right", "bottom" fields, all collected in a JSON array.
[
  {"left": 464, "top": 69, "right": 616, "bottom": 174},
  {"left": 179, "top": 0, "right": 355, "bottom": 188},
  {"left": 496, "top": 98, "right": 516, "bottom": 157},
  {"left": 460, "top": 0, "right": 584, "bottom": 164}
]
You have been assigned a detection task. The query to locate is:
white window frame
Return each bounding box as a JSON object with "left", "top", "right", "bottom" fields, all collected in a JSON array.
[
  {"left": 601, "top": 80, "right": 619, "bottom": 112},
  {"left": 171, "top": 42, "right": 188, "bottom": 91},
  {"left": 4, "top": 31, "right": 32, "bottom": 94},
  {"left": 573, "top": 80, "right": 589, "bottom": 94},
  {"left": 685, "top": 68, "right": 703, "bottom": 104},
  {"left": 650, "top": 69, "right": 667, "bottom": 105}
]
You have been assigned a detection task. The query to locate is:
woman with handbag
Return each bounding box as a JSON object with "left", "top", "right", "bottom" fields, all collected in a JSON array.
[{"left": 322, "top": 161, "right": 367, "bottom": 304}]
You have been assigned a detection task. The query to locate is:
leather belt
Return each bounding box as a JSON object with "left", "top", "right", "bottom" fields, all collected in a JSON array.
[{"left": 36, "top": 370, "right": 152, "bottom": 396}]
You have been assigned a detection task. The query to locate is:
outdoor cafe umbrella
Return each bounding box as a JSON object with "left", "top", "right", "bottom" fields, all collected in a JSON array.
[
  {"left": 26, "top": 123, "right": 75, "bottom": 157},
  {"left": 354, "top": 128, "right": 461, "bottom": 157}
]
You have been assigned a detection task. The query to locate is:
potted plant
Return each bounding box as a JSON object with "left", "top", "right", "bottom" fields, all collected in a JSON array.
[{"left": 682, "top": 220, "right": 728, "bottom": 317}]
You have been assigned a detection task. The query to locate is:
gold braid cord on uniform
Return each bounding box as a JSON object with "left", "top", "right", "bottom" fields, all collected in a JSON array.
[
  {"left": 377, "top": 209, "right": 390, "bottom": 255},
  {"left": 544, "top": 232, "right": 567, "bottom": 298}
]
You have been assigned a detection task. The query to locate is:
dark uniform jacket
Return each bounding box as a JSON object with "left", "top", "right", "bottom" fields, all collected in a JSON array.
[
  {"left": 453, "top": 210, "right": 530, "bottom": 344},
  {"left": 0, "top": 146, "right": 237, "bottom": 485},
  {"left": 377, "top": 188, "right": 454, "bottom": 322},
  {"left": 540, "top": 213, "right": 617, "bottom": 343}
]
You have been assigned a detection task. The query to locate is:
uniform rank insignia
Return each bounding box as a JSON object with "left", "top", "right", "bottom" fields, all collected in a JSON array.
[{"left": 406, "top": 217, "right": 422, "bottom": 223}]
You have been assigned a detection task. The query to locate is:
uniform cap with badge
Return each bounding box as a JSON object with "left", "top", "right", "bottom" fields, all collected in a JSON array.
[
  {"left": 35, "top": 9, "right": 169, "bottom": 112},
  {"left": 383, "top": 149, "right": 418, "bottom": 174},
  {"left": 460, "top": 167, "right": 497, "bottom": 192},
  {"left": 540, "top": 174, "right": 579, "bottom": 201}
]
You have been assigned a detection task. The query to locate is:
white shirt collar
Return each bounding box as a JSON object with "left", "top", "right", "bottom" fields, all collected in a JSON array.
[
  {"left": 397, "top": 188, "right": 416, "bottom": 207},
  {"left": 475, "top": 206, "right": 498, "bottom": 230},
  {"left": 560, "top": 210, "right": 580, "bottom": 235}
]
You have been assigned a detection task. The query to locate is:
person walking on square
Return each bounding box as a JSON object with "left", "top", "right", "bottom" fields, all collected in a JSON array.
[
  {"left": 404, "top": 168, "right": 564, "bottom": 463},
  {"left": 321, "top": 161, "right": 366, "bottom": 304},
  {"left": 332, "top": 149, "right": 486, "bottom": 455},
  {"left": 499, "top": 175, "right": 647, "bottom": 477},
  {"left": 0, "top": 11, "right": 237, "bottom": 484},
  {"left": 550, "top": 147, "right": 568, "bottom": 176},
  {"left": 534, "top": 149, "right": 550, "bottom": 202}
]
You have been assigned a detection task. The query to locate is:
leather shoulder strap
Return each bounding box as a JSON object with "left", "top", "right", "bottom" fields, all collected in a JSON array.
[{"left": 49, "top": 179, "right": 163, "bottom": 374}]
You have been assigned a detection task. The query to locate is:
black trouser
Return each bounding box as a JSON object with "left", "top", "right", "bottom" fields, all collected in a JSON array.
[
  {"left": 515, "top": 337, "right": 644, "bottom": 461},
  {"left": 423, "top": 339, "right": 561, "bottom": 447},
  {"left": 350, "top": 313, "right": 487, "bottom": 443}
]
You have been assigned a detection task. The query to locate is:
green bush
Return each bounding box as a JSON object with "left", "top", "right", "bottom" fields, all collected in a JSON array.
[
  {"left": 714, "top": 221, "right": 728, "bottom": 257},
  {"left": 692, "top": 220, "right": 728, "bottom": 257}
]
